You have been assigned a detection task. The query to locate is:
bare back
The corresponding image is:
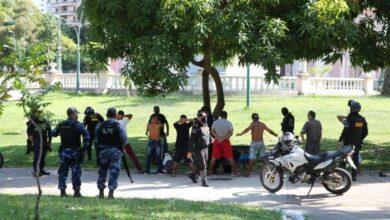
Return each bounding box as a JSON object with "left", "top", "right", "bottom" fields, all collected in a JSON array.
[{"left": 251, "top": 121, "right": 266, "bottom": 142}]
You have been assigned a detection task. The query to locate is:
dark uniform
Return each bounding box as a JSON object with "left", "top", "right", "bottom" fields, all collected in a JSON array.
[
  {"left": 95, "top": 119, "right": 127, "bottom": 194},
  {"left": 27, "top": 118, "right": 52, "bottom": 175},
  {"left": 188, "top": 119, "right": 211, "bottom": 186},
  {"left": 83, "top": 112, "right": 104, "bottom": 160},
  {"left": 281, "top": 112, "right": 295, "bottom": 134},
  {"left": 52, "top": 118, "right": 89, "bottom": 195},
  {"left": 339, "top": 112, "right": 368, "bottom": 179}
]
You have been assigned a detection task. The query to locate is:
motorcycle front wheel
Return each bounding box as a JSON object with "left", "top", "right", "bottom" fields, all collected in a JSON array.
[
  {"left": 322, "top": 167, "right": 352, "bottom": 194},
  {"left": 260, "top": 162, "right": 283, "bottom": 193},
  {"left": 0, "top": 152, "right": 4, "bottom": 169}
]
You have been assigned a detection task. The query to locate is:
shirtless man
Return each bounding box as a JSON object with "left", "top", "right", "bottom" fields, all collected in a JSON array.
[{"left": 236, "top": 113, "right": 278, "bottom": 177}]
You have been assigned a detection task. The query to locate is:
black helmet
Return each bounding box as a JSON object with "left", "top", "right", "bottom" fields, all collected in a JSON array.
[
  {"left": 84, "top": 106, "right": 95, "bottom": 115},
  {"left": 348, "top": 100, "right": 361, "bottom": 112}
]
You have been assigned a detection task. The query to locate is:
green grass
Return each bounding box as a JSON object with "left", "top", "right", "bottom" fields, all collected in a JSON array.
[
  {"left": 0, "top": 92, "right": 389, "bottom": 170},
  {"left": 0, "top": 194, "right": 281, "bottom": 220}
]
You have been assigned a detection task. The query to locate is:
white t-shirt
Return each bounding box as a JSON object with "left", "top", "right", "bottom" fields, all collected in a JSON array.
[{"left": 118, "top": 118, "right": 129, "bottom": 135}]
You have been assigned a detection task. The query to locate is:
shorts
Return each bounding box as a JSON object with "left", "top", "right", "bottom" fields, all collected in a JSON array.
[
  {"left": 249, "top": 141, "right": 265, "bottom": 160},
  {"left": 211, "top": 139, "right": 233, "bottom": 159},
  {"left": 172, "top": 150, "right": 191, "bottom": 164}
]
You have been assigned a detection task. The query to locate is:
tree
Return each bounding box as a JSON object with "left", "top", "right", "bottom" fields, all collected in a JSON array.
[
  {"left": 83, "top": 0, "right": 369, "bottom": 117},
  {"left": 342, "top": 1, "right": 390, "bottom": 95}
]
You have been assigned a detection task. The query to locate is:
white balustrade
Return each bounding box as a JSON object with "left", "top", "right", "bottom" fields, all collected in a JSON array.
[{"left": 39, "top": 72, "right": 374, "bottom": 96}]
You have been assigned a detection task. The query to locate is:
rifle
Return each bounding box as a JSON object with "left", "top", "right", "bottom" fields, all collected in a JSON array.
[{"left": 122, "top": 152, "right": 133, "bottom": 183}]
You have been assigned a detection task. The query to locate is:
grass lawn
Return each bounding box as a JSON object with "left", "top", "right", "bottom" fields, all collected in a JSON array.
[
  {"left": 0, "top": 194, "right": 281, "bottom": 220},
  {"left": 0, "top": 92, "right": 389, "bottom": 170}
]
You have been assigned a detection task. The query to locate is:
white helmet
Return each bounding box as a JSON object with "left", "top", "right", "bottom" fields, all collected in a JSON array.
[{"left": 281, "top": 132, "right": 295, "bottom": 151}]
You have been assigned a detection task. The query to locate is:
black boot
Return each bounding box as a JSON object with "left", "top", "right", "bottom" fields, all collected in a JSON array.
[
  {"left": 60, "top": 189, "right": 67, "bottom": 197},
  {"left": 98, "top": 189, "right": 104, "bottom": 199},
  {"left": 202, "top": 179, "right": 209, "bottom": 187},
  {"left": 40, "top": 170, "right": 51, "bottom": 176},
  {"left": 74, "top": 190, "right": 83, "bottom": 198},
  {"left": 108, "top": 189, "right": 114, "bottom": 199},
  {"left": 187, "top": 173, "right": 198, "bottom": 184}
]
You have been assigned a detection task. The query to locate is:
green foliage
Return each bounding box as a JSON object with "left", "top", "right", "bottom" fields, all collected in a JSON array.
[
  {"left": 0, "top": 42, "right": 54, "bottom": 117},
  {"left": 83, "top": 0, "right": 365, "bottom": 95}
]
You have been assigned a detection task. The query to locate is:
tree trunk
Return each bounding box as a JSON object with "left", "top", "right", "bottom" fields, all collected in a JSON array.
[
  {"left": 382, "top": 67, "right": 390, "bottom": 96},
  {"left": 202, "top": 70, "right": 211, "bottom": 110},
  {"left": 209, "top": 66, "right": 225, "bottom": 119}
]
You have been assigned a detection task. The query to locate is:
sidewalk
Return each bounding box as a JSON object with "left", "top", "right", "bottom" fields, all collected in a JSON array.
[{"left": 0, "top": 168, "right": 389, "bottom": 220}]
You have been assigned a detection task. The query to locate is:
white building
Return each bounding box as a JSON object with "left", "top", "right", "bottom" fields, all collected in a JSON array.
[
  {"left": 32, "top": 0, "right": 49, "bottom": 13},
  {"left": 47, "top": 0, "right": 82, "bottom": 25}
]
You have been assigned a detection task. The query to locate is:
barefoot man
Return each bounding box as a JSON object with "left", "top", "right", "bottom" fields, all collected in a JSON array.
[{"left": 236, "top": 113, "right": 278, "bottom": 177}]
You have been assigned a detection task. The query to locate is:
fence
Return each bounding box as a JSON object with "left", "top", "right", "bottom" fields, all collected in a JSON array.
[{"left": 44, "top": 72, "right": 377, "bottom": 96}]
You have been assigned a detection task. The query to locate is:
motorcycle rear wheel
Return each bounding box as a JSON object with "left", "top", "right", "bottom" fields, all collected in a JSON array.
[
  {"left": 260, "top": 162, "right": 283, "bottom": 193},
  {"left": 322, "top": 167, "right": 352, "bottom": 194},
  {"left": 0, "top": 152, "right": 4, "bottom": 169}
]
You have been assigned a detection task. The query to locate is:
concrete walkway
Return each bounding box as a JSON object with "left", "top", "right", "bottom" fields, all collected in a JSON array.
[{"left": 0, "top": 168, "right": 389, "bottom": 220}]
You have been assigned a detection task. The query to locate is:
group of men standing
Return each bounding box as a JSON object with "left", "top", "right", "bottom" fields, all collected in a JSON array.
[{"left": 25, "top": 99, "right": 368, "bottom": 198}]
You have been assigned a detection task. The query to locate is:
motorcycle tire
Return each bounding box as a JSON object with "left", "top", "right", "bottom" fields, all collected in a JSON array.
[
  {"left": 260, "top": 162, "right": 283, "bottom": 193},
  {"left": 322, "top": 167, "right": 352, "bottom": 195},
  {"left": 0, "top": 152, "right": 4, "bottom": 169}
]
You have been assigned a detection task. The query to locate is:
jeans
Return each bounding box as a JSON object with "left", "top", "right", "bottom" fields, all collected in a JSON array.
[{"left": 145, "top": 140, "right": 163, "bottom": 173}]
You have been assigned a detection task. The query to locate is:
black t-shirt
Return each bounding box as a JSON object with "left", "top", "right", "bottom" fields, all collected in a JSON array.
[
  {"left": 149, "top": 113, "right": 168, "bottom": 135},
  {"left": 174, "top": 121, "right": 193, "bottom": 149}
]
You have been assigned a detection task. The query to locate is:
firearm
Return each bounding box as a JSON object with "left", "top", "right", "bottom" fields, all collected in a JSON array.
[{"left": 122, "top": 152, "right": 133, "bottom": 183}]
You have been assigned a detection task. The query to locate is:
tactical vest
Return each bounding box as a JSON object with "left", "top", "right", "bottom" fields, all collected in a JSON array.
[
  {"left": 87, "top": 114, "right": 101, "bottom": 132},
  {"left": 345, "top": 113, "right": 366, "bottom": 146},
  {"left": 59, "top": 120, "right": 81, "bottom": 148},
  {"left": 97, "top": 120, "right": 122, "bottom": 148}
]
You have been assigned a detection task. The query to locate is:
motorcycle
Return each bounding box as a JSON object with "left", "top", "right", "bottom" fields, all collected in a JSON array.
[
  {"left": 260, "top": 139, "right": 356, "bottom": 196},
  {"left": 0, "top": 152, "right": 4, "bottom": 169}
]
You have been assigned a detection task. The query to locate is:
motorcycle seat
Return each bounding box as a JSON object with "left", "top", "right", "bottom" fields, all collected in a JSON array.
[{"left": 304, "top": 150, "right": 344, "bottom": 165}]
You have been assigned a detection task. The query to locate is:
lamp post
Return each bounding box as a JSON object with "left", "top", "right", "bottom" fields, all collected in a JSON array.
[
  {"left": 246, "top": 64, "right": 251, "bottom": 108},
  {"left": 54, "top": 11, "right": 83, "bottom": 93},
  {"left": 56, "top": 18, "right": 62, "bottom": 73}
]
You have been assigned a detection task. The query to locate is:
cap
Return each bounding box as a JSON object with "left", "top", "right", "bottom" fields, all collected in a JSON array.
[
  {"left": 67, "top": 107, "right": 80, "bottom": 115},
  {"left": 106, "top": 107, "right": 117, "bottom": 117}
]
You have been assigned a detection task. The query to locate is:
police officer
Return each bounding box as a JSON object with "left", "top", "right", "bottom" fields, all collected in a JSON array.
[
  {"left": 83, "top": 107, "right": 104, "bottom": 161},
  {"left": 95, "top": 108, "right": 127, "bottom": 199},
  {"left": 339, "top": 101, "right": 368, "bottom": 181},
  {"left": 27, "top": 110, "right": 52, "bottom": 176},
  {"left": 52, "top": 107, "right": 90, "bottom": 197},
  {"left": 187, "top": 112, "right": 211, "bottom": 187},
  {"left": 281, "top": 107, "right": 295, "bottom": 134}
]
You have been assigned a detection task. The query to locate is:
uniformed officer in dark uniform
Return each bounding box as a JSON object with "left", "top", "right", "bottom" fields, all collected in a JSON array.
[
  {"left": 339, "top": 101, "right": 368, "bottom": 181},
  {"left": 281, "top": 107, "right": 295, "bottom": 134},
  {"left": 52, "top": 107, "right": 90, "bottom": 197},
  {"left": 83, "top": 107, "right": 104, "bottom": 160},
  {"left": 95, "top": 108, "right": 128, "bottom": 199},
  {"left": 27, "top": 110, "right": 52, "bottom": 176},
  {"left": 187, "top": 112, "right": 211, "bottom": 187}
]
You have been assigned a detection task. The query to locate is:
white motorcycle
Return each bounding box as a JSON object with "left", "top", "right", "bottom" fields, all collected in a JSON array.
[{"left": 260, "top": 133, "right": 356, "bottom": 195}]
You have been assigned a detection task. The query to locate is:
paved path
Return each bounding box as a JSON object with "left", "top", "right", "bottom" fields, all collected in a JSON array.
[{"left": 1, "top": 168, "right": 389, "bottom": 220}]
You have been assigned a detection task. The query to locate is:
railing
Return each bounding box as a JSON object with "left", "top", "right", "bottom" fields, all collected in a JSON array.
[
  {"left": 45, "top": 72, "right": 375, "bottom": 95},
  {"left": 310, "top": 77, "right": 365, "bottom": 95}
]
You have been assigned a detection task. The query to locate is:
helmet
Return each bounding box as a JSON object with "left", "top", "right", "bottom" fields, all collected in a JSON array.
[
  {"left": 349, "top": 101, "right": 361, "bottom": 113},
  {"left": 84, "top": 106, "right": 95, "bottom": 115},
  {"left": 280, "top": 132, "right": 295, "bottom": 151}
]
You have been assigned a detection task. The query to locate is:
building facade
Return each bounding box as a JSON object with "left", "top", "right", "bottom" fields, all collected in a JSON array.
[
  {"left": 32, "top": 0, "right": 49, "bottom": 13},
  {"left": 47, "top": 0, "right": 81, "bottom": 25}
]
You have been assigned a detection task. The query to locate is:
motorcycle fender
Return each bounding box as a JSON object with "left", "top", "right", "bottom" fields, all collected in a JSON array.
[
  {"left": 268, "top": 160, "right": 283, "bottom": 172},
  {"left": 347, "top": 156, "right": 357, "bottom": 170},
  {"left": 313, "top": 159, "right": 333, "bottom": 170}
]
